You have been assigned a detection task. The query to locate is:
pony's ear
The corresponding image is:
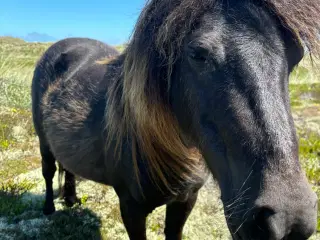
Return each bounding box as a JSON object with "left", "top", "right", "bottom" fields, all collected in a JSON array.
[
  {"left": 280, "top": 25, "right": 304, "bottom": 71},
  {"left": 54, "top": 52, "right": 70, "bottom": 73},
  {"left": 54, "top": 51, "right": 81, "bottom": 74}
]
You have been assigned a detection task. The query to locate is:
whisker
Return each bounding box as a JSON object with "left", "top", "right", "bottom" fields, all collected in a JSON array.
[
  {"left": 225, "top": 187, "right": 251, "bottom": 207},
  {"left": 227, "top": 207, "right": 252, "bottom": 221},
  {"left": 236, "top": 159, "right": 257, "bottom": 195},
  {"left": 237, "top": 170, "right": 253, "bottom": 196},
  {"left": 226, "top": 194, "right": 250, "bottom": 209},
  {"left": 242, "top": 206, "right": 255, "bottom": 220},
  {"left": 226, "top": 202, "right": 246, "bottom": 212},
  {"left": 255, "top": 223, "right": 265, "bottom": 233},
  {"left": 234, "top": 217, "right": 248, "bottom": 235}
]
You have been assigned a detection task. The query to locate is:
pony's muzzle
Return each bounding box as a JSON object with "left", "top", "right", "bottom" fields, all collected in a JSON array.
[{"left": 235, "top": 190, "right": 318, "bottom": 240}]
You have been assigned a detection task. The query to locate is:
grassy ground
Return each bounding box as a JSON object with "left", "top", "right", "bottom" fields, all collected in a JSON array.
[{"left": 0, "top": 37, "right": 319, "bottom": 239}]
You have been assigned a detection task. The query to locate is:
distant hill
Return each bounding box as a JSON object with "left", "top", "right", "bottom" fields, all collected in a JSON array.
[
  {"left": 0, "top": 36, "right": 26, "bottom": 44},
  {"left": 0, "top": 35, "right": 126, "bottom": 53},
  {"left": 22, "top": 32, "right": 57, "bottom": 43}
]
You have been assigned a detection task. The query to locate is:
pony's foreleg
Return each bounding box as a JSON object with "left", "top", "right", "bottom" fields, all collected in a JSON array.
[
  {"left": 164, "top": 191, "right": 199, "bottom": 240},
  {"left": 40, "top": 142, "right": 57, "bottom": 215},
  {"left": 118, "top": 193, "right": 150, "bottom": 240}
]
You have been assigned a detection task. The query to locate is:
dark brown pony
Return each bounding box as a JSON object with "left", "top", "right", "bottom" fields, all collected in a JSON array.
[{"left": 32, "top": 0, "right": 320, "bottom": 239}]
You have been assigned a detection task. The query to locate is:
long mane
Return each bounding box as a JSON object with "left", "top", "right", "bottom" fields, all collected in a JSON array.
[
  {"left": 105, "top": 0, "right": 320, "bottom": 194},
  {"left": 266, "top": 0, "right": 320, "bottom": 55}
]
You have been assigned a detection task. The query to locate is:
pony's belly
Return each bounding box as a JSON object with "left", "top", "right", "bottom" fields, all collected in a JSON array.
[
  {"left": 60, "top": 155, "right": 111, "bottom": 185},
  {"left": 43, "top": 117, "right": 113, "bottom": 185},
  {"left": 51, "top": 137, "right": 111, "bottom": 184}
]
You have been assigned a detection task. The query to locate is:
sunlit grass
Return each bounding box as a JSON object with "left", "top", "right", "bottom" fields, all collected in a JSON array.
[{"left": 291, "top": 56, "right": 320, "bottom": 84}]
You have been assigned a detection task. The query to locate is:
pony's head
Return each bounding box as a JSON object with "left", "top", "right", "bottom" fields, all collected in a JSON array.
[{"left": 109, "top": 0, "right": 320, "bottom": 239}]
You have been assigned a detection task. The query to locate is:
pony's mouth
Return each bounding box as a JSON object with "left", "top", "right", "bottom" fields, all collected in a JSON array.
[{"left": 231, "top": 228, "right": 290, "bottom": 240}]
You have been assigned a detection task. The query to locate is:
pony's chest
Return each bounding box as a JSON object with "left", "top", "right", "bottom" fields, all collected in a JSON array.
[{"left": 124, "top": 158, "right": 203, "bottom": 205}]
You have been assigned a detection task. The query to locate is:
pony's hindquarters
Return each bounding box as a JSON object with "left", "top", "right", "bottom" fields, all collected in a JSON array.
[{"left": 31, "top": 37, "right": 119, "bottom": 214}]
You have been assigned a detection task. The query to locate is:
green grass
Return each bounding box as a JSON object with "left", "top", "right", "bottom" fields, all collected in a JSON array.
[
  {"left": 0, "top": 180, "right": 102, "bottom": 240},
  {"left": 0, "top": 179, "right": 37, "bottom": 217},
  {"left": 0, "top": 37, "right": 319, "bottom": 239},
  {"left": 0, "top": 39, "right": 48, "bottom": 109},
  {"left": 290, "top": 83, "right": 320, "bottom": 107},
  {"left": 114, "top": 44, "right": 127, "bottom": 52},
  {"left": 0, "top": 107, "right": 40, "bottom": 180}
]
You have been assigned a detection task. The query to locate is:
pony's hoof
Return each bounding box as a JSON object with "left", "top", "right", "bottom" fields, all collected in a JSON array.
[
  {"left": 43, "top": 204, "right": 55, "bottom": 215},
  {"left": 64, "top": 195, "right": 81, "bottom": 207}
]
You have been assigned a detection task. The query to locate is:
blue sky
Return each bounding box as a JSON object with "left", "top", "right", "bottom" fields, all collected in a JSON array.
[{"left": 0, "top": 0, "right": 145, "bottom": 44}]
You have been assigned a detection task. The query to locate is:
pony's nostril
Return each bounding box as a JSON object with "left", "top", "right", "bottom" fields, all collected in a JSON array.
[
  {"left": 251, "top": 206, "right": 285, "bottom": 239},
  {"left": 254, "top": 207, "right": 275, "bottom": 222},
  {"left": 254, "top": 206, "right": 276, "bottom": 226}
]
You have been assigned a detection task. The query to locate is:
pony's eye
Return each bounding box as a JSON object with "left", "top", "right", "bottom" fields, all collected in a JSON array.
[
  {"left": 189, "top": 50, "right": 207, "bottom": 62},
  {"left": 187, "top": 45, "right": 209, "bottom": 62},
  {"left": 187, "top": 44, "right": 217, "bottom": 71}
]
